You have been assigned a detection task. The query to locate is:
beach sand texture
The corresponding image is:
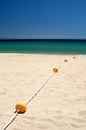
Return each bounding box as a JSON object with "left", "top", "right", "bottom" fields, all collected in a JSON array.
[{"left": 0, "top": 54, "right": 86, "bottom": 130}]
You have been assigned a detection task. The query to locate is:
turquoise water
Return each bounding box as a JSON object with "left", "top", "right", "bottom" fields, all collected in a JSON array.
[{"left": 0, "top": 40, "right": 86, "bottom": 54}]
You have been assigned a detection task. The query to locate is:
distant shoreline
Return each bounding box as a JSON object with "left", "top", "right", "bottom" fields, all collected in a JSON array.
[{"left": 0, "top": 39, "right": 86, "bottom": 42}]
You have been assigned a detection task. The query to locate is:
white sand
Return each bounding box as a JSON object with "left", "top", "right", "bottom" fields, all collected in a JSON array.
[{"left": 0, "top": 54, "right": 86, "bottom": 130}]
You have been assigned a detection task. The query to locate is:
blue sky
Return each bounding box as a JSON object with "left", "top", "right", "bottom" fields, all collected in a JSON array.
[{"left": 0, "top": 0, "right": 86, "bottom": 39}]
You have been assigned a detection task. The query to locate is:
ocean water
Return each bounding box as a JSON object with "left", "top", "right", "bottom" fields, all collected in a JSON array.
[{"left": 0, "top": 39, "right": 86, "bottom": 54}]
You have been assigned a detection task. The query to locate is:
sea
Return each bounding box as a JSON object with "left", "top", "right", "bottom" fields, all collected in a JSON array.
[{"left": 0, "top": 39, "right": 86, "bottom": 54}]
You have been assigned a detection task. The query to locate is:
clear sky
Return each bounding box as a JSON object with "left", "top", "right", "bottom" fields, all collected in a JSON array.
[{"left": 0, "top": 0, "right": 86, "bottom": 39}]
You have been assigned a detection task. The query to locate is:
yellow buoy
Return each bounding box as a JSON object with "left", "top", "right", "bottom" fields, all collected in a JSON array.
[
  {"left": 53, "top": 68, "right": 59, "bottom": 73},
  {"left": 64, "top": 59, "right": 68, "bottom": 62},
  {"left": 73, "top": 56, "right": 76, "bottom": 59},
  {"left": 15, "top": 101, "right": 27, "bottom": 114}
]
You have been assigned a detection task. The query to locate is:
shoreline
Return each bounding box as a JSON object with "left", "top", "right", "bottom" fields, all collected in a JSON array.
[{"left": 0, "top": 52, "right": 86, "bottom": 55}]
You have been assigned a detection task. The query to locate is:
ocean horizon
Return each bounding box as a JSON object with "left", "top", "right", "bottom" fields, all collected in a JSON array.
[{"left": 0, "top": 39, "right": 86, "bottom": 54}]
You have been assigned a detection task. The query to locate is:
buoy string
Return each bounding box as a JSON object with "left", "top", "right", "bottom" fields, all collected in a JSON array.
[
  {"left": 1, "top": 72, "right": 56, "bottom": 130},
  {"left": 2, "top": 56, "right": 76, "bottom": 130},
  {"left": 26, "top": 72, "right": 55, "bottom": 105},
  {"left": 1, "top": 61, "right": 68, "bottom": 130},
  {"left": 59, "top": 56, "right": 74, "bottom": 70}
]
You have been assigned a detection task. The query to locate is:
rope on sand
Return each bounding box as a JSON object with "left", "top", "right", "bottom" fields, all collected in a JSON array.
[
  {"left": 2, "top": 68, "right": 58, "bottom": 130},
  {"left": 2, "top": 56, "right": 76, "bottom": 130}
]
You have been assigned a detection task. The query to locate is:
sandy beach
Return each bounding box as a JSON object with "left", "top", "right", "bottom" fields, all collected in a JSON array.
[{"left": 0, "top": 53, "right": 86, "bottom": 130}]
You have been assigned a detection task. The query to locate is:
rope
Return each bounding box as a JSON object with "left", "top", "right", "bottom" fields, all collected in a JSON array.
[
  {"left": 2, "top": 55, "right": 76, "bottom": 130},
  {"left": 2, "top": 110, "right": 19, "bottom": 130},
  {"left": 2, "top": 72, "right": 56, "bottom": 130},
  {"left": 26, "top": 72, "right": 55, "bottom": 105}
]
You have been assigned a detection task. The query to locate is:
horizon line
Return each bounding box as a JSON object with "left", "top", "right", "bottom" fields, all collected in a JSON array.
[{"left": 0, "top": 38, "right": 86, "bottom": 41}]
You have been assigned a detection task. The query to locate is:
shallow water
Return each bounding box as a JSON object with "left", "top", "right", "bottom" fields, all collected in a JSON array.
[{"left": 0, "top": 39, "right": 86, "bottom": 54}]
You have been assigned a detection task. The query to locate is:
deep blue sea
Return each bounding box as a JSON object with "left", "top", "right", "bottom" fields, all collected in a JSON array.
[{"left": 0, "top": 39, "right": 86, "bottom": 54}]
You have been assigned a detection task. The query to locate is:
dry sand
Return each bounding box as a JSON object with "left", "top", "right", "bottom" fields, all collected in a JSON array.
[{"left": 0, "top": 53, "right": 86, "bottom": 130}]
